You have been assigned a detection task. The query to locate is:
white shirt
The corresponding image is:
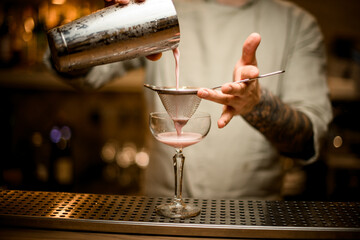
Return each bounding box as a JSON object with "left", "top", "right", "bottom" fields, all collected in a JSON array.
[{"left": 143, "top": 0, "right": 332, "bottom": 200}]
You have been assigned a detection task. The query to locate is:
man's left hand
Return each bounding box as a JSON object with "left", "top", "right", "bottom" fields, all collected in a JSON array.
[{"left": 197, "top": 32, "right": 261, "bottom": 128}]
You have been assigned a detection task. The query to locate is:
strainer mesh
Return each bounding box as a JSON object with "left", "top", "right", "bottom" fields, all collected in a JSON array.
[{"left": 158, "top": 93, "right": 201, "bottom": 119}]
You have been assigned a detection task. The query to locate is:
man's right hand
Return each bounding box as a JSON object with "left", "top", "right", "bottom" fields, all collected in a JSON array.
[{"left": 105, "top": 0, "right": 145, "bottom": 7}]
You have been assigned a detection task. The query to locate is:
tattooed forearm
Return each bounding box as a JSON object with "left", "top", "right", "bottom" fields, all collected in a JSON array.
[{"left": 243, "top": 88, "right": 315, "bottom": 160}]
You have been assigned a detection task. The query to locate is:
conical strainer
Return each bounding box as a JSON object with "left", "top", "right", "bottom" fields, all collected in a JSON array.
[
  {"left": 144, "top": 70, "right": 285, "bottom": 119},
  {"left": 144, "top": 84, "right": 201, "bottom": 119}
]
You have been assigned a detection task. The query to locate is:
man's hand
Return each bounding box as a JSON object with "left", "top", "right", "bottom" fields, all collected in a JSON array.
[
  {"left": 197, "top": 33, "right": 261, "bottom": 128},
  {"left": 105, "top": 0, "right": 144, "bottom": 7},
  {"left": 104, "top": 0, "right": 162, "bottom": 61}
]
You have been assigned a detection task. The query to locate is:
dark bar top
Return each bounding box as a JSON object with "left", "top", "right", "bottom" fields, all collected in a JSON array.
[{"left": 0, "top": 190, "right": 359, "bottom": 239}]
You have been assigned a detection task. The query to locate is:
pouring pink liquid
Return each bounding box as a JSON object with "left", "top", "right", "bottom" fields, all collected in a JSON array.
[
  {"left": 172, "top": 47, "right": 189, "bottom": 136},
  {"left": 173, "top": 48, "right": 180, "bottom": 90}
]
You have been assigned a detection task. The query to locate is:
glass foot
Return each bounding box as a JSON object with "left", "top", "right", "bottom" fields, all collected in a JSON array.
[{"left": 156, "top": 202, "right": 200, "bottom": 219}]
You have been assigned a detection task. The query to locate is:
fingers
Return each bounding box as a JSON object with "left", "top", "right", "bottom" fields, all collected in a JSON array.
[
  {"left": 198, "top": 88, "right": 232, "bottom": 106},
  {"left": 197, "top": 89, "right": 235, "bottom": 128},
  {"left": 231, "top": 32, "right": 260, "bottom": 94},
  {"left": 240, "top": 32, "right": 261, "bottom": 66},
  {"left": 115, "top": 0, "right": 130, "bottom": 3},
  {"left": 105, "top": 0, "right": 130, "bottom": 4},
  {"left": 104, "top": 0, "right": 114, "bottom": 7},
  {"left": 146, "top": 53, "right": 162, "bottom": 61},
  {"left": 114, "top": 0, "right": 144, "bottom": 3},
  {"left": 232, "top": 65, "right": 259, "bottom": 88},
  {"left": 198, "top": 33, "right": 261, "bottom": 129},
  {"left": 105, "top": 0, "right": 144, "bottom": 6},
  {"left": 221, "top": 66, "right": 258, "bottom": 97},
  {"left": 242, "top": 65, "right": 259, "bottom": 80},
  {"left": 218, "top": 106, "right": 235, "bottom": 128},
  {"left": 104, "top": 0, "right": 129, "bottom": 7},
  {"left": 221, "top": 82, "right": 246, "bottom": 96}
]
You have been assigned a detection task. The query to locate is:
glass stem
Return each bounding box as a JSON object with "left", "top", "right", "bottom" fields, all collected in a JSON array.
[{"left": 173, "top": 148, "right": 185, "bottom": 205}]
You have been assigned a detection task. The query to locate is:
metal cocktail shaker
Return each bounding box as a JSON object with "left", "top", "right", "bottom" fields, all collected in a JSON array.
[{"left": 47, "top": 0, "right": 180, "bottom": 73}]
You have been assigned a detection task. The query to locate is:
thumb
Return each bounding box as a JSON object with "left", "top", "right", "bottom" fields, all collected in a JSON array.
[{"left": 241, "top": 33, "right": 261, "bottom": 66}]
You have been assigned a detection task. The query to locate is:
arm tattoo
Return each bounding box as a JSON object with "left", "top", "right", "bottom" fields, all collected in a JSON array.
[{"left": 243, "top": 88, "right": 315, "bottom": 160}]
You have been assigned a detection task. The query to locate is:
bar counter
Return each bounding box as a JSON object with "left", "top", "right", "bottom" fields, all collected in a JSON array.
[{"left": 0, "top": 190, "right": 359, "bottom": 239}]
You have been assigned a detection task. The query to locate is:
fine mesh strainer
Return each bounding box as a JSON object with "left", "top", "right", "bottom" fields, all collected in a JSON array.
[
  {"left": 144, "top": 70, "right": 285, "bottom": 119},
  {"left": 143, "top": 70, "right": 285, "bottom": 119},
  {"left": 144, "top": 84, "right": 201, "bottom": 119}
]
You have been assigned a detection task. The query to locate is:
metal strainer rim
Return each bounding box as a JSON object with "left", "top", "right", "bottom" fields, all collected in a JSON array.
[{"left": 144, "top": 84, "right": 199, "bottom": 95}]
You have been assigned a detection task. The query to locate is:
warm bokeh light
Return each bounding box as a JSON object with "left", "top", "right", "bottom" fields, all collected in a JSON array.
[
  {"left": 101, "top": 140, "right": 117, "bottom": 163},
  {"left": 22, "top": 32, "right": 32, "bottom": 42},
  {"left": 116, "top": 144, "right": 136, "bottom": 168},
  {"left": 36, "top": 164, "right": 48, "bottom": 182},
  {"left": 24, "top": 17, "right": 35, "bottom": 33},
  {"left": 333, "top": 135, "right": 343, "bottom": 148},
  {"left": 52, "top": 0, "right": 66, "bottom": 5},
  {"left": 31, "top": 132, "right": 43, "bottom": 147},
  {"left": 135, "top": 150, "right": 149, "bottom": 168}
]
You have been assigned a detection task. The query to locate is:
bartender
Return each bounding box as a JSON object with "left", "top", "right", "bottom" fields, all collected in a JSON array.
[{"left": 47, "top": 0, "right": 332, "bottom": 200}]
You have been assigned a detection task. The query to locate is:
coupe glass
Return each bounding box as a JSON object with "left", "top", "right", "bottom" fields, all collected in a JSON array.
[{"left": 149, "top": 112, "right": 211, "bottom": 218}]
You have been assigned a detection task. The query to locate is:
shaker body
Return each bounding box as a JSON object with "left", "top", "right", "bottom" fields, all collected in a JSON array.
[{"left": 47, "top": 0, "right": 180, "bottom": 72}]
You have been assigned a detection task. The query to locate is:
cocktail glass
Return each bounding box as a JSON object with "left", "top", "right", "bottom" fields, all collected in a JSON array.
[{"left": 149, "top": 112, "right": 211, "bottom": 218}]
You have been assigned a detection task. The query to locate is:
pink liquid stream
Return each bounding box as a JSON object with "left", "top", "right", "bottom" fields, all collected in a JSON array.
[
  {"left": 172, "top": 48, "right": 190, "bottom": 137},
  {"left": 173, "top": 48, "right": 180, "bottom": 90}
]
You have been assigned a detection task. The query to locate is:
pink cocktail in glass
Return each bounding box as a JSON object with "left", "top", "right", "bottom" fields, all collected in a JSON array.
[{"left": 149, "top": 112, "right": 211, "bottom": 218}]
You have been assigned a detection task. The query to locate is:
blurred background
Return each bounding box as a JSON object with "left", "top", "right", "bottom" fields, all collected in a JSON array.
[{"left": 0, "top": 0, "right": 359, "bottom": 201}]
